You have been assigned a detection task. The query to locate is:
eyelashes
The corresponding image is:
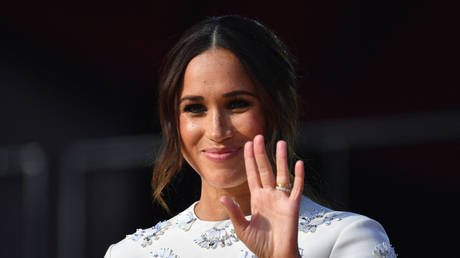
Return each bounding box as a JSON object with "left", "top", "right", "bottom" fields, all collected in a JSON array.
[
  {"left": 182, "top": 99, "right": 252, "bottom": 114},
  {"left": 183, "top": 103, "right": 206, "bottom": 113},
  {"left": 227, "top": 99, "right": 251, "bottom": 109}
]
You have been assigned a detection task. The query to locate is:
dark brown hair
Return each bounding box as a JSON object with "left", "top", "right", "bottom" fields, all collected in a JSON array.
[{"left": 152, "top": 15, "right": 318, "bottom": 211}]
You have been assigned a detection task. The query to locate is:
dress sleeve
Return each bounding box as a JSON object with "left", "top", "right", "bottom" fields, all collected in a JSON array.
[
  {"left": 330, "top": 216, "right": 396, "bottom": 258},
  {"left": 104, "top": 244, "right": 114, "bottom": 258}
]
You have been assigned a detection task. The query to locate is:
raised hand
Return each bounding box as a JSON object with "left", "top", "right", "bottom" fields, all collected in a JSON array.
[{"left": 220, "top": 135, "right": 304, "bottom": 258}]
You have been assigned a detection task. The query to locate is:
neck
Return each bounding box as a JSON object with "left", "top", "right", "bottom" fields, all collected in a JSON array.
[{"left": 195, "top": 181, "right": 251, "bottom": 221}]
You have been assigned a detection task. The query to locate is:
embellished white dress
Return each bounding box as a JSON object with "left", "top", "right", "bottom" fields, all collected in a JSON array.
[{"left": 104, "top": 196, "right": 396, "bottom": 258}]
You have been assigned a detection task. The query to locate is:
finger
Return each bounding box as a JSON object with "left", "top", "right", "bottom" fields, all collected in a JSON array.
[
  {"left": 244, "top": 141, "right": 262, "bottom": 190},
  {"left": 289, "top": 160, "right": 305, "bottom": 201},
  {"left": 275, "top": 140, "right": 290, "bottom": 187},
  {"left": 219, "top": 196, "right": 250, "bottom": 234},
  {"left": 253, "top": 135, "right": 275, "bottom": 188}
]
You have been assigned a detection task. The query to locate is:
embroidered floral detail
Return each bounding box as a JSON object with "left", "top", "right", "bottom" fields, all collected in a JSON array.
[
  {"left": 373, "top": 242, "right": 397, "bottom": 258},
  {"left": 150, "top": 247, "right": 180, "bottom": 258},
  {"left": 194, "top": 223, "right": 239, "bottom": 249},
  {"left": 127, "top": 228, "right": 145, "bottom": 241},
  {"left": 238, "top": 247, "right": 306, "bottom": 258},
  {"left": 127, "top": 221, "right": 170, "bottom": 247},
  {"left": 239, "top": 249, "right": 257, "bottom": 258},
  {"left": 298, "top": 247, "right": 305, "bottom": 257},
  {"left": 175, "top": 210, "right": 196, "bottom": 231},
  {"left": 298, "top": 210, "right": 341, "bottom": 233}
]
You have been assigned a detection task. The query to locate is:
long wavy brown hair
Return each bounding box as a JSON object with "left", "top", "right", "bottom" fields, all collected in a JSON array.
[{"left": 152, "top": 15, "right": 320, "bottom": 212}]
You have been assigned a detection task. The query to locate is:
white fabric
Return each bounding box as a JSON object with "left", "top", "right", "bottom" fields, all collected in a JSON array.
[{"left": 105, "top": 196, "right": 395, "bottom": 258}]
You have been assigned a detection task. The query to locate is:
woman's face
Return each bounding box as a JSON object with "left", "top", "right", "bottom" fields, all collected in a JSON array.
[{"left": 179, "top": 48, "right": 265, "bottom": 190}]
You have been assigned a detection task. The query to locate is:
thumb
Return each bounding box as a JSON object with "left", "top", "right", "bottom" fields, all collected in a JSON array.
[{"left": 219, "top": 196, "right": 250, "bottom": 233}]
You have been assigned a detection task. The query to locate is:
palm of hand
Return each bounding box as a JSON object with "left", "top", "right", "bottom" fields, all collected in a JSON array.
[{"left": 220, "top": 135, "right": 304, "bottom": 258}]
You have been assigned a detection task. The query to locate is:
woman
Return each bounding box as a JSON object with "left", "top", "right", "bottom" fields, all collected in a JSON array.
[{"left": 105, "top": 15, "right": 396, "bottom": 258}]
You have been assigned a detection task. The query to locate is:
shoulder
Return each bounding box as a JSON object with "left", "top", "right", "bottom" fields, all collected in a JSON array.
[
  {"left": 297, "top": 196, "right": 397, "bottom": 258},
  {"left": 104, "top": 203, "right": 197, "bottom": 258},
  {"left": 104, "top": 220, "right": 172, "bottom": 258}
]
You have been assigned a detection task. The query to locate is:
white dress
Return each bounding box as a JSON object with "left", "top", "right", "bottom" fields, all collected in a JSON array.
[{"left": 104, "top": 196, "right": 396, "bottom": 258}]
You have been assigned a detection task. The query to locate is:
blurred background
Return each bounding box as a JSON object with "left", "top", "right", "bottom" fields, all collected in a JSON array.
[{"left": 0, "top": 0, "right": 458, "bottom": 257}]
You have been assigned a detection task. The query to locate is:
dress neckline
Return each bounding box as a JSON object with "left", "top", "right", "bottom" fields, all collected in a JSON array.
[{"left": 186, "top": 201, "right": 252, "bottom": 224}]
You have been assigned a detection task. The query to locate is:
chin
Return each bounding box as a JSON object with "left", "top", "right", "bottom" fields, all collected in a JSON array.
[{"left": 200, "top": 168, "right": 248, "bottom": 189}]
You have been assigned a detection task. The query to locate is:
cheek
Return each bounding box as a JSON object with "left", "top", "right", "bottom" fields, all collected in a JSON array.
[
  {"left": 179, "top": 116, "right": 201, "bottom": 147},
  {"left": 233, "top": 110, "right": 266, "bottom": 137}
]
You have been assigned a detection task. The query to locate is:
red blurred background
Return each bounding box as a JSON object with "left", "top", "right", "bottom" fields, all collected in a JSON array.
[{"left": 1, "top": 0, "right": 458, "bottom": 257}]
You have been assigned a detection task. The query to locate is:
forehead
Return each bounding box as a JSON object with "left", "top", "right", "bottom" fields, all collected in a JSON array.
[{"left": 180, "top": 48, "right": 257, "bottom": 97}]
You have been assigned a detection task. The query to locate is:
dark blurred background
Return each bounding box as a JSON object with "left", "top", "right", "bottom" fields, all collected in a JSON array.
[{"left": 1, "top": 0, "right": 459, "bottom": 258}]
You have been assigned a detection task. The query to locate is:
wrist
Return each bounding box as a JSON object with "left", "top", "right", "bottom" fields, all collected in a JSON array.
[{"left": 272, "top": 247, "right": 301, "bottom": 258}]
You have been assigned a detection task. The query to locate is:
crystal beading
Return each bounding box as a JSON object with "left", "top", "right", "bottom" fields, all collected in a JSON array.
[
  {"left": 373, "top": 241, "right": 397, "bottom": 258},
  {"left": 127, "top": 220, "right": 170, "bottom": 247},
  {"left": 298, "top": 210, "right": 341, "bottom": 233},
  {"left": 150, "top": 247, "right": 180, "bottom": 258},
  {"left": 175, "top": 210, "right": 196, "bottom": 231},
  {"left": 194, "top": 222, "right": 239, "bottom": 249}
]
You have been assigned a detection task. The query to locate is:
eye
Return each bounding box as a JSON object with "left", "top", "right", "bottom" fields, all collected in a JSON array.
[
  {"left": 228, "top": 99, "right": 251, "bottom": 110},
  {"left": 183, "top": 103, "right": 206, "bottom": 114}
]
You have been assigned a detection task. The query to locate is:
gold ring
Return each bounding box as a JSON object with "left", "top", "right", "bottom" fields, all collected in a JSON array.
[{"left": 275, "top": 183, "right": 291, "bottom": 193}]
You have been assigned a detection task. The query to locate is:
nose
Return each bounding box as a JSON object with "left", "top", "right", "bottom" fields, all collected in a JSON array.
[{"left": 207, "top": 109, "right": 233, "bottom": 143}]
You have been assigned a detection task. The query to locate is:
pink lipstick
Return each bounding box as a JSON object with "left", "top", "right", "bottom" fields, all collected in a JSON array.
[{"left": 202, "top": 147, "right": 241, "bottom": 162}]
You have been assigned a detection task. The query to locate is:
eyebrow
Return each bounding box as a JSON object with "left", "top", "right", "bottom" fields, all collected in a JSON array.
[
  {"left": 223, "top": 90, "right": 257, "bottom": 98},
  {"left": 179, "top": 90, "right": 257, "bottom": 103},
  {"left": 179, "top": 95, "right": 204, "bottom": 103}
]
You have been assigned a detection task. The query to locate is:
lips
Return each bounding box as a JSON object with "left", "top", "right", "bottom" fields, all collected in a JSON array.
[{"left": 202, "top": 147, "right": 241, "bottom": 161}]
